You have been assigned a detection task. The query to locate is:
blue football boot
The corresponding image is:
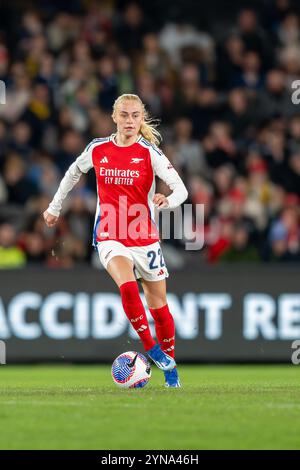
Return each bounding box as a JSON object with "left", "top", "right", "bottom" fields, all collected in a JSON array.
[
  {"left": 147, "top": 344, "right": 176, "bottom": 371},
  {"left": 164, "top": 367, "right": 181, "bottom": 388}
]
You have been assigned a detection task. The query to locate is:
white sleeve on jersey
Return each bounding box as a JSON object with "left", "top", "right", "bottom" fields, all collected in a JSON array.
[
  {"left": 150, "top": 147, "right": 188, "bottom": 209},
  {"left": 47, "top": 146, "right": 93, "bottom": 217}
]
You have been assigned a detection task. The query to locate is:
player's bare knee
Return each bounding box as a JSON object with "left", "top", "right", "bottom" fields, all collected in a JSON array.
[
  {"left": 146, "top": 295, "right": 167, "bottom": 310},
  {"left": 107, "top": 256, "right": 135, "bottom": 287}
]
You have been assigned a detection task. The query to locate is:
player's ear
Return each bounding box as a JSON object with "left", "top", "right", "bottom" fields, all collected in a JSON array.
[{"left": 111, "top": 112, "right": 117, "bottom": 124}]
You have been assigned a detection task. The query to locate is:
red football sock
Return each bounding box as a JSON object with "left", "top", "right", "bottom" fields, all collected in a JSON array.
[
  {"left": 149, "top": 304, "right": 175, "bottom": 358},
  {"left": 119, "top": 281, "right": 156, "bottom": 351}
]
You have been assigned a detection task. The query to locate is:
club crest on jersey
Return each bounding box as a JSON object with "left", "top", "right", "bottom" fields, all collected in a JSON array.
[
  {"left": 100, "top": 156, "right": 108, "bottom": 163},
  {"left": 130, "top": 157, "right": 144, "bottom": 164}
]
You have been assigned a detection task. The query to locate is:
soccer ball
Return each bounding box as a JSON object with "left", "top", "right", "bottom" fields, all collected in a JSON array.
[{"left": 111, "top": 351, "right": 151, "bottom": 388}]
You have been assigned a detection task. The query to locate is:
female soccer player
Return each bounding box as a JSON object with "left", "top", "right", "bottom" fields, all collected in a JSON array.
[{"left": 43, "top": 94, "right": 188, "bottom": 387}]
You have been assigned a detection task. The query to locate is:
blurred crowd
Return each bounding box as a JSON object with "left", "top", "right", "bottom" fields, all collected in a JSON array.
[{"left": 1, "top": 0, "right": 300, "bottom": 268}]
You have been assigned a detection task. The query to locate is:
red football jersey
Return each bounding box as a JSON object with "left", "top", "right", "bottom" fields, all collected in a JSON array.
[{"left": 73, "top": 134, "right": 186, "bottom": 247}]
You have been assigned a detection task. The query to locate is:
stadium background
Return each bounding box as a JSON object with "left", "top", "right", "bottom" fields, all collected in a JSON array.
[{"left": 0, "top": 0, "right": 300, "bottom": 363}]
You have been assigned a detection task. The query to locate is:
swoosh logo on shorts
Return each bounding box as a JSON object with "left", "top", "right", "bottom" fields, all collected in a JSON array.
[{"left": 104, "top": 250, "right": 113, "bottom": 260}]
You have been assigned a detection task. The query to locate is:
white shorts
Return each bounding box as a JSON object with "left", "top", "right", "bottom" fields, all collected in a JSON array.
[{"left": 96, "top": 240, "right": 169, "bottom": 282}]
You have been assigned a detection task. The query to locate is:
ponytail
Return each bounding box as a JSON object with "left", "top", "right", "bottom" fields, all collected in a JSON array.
[
  {"left": 113, "top": 94, "right": 162, "bottom": 147},
  {"left": 140, "top": 116, "right": 162, "bottom": 147}
]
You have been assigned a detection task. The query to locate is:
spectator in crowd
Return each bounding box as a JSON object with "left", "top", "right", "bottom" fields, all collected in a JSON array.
[
  {"left": 269, "top": 206, "right": 300, "bottom": 261},
  {"left": 216, "top": 34, "right": 244, "bottom": 90},
  {"left": 172, "top": 117, "right": 208, "bottom": 177},
  {"left": 218, "top": 221, "right": 260, "bottom": 262},
  {"left": 9, "top": 121, "right": 33, "bottom": 160},
  {"left": 233, "top": 51, "right": 264, "bottom": 91},
  {"left": 223, "top": 88, "right": 254, "bottom": 138},
  {"left": 257, "top": 69, "right": 295, "bottom": 120},
  {"left": 116, "top": 3, "right": 148, "bottom": 55},
  {"left": 0, "top": 223, "right": 26, "bottom": 268},
  {"left": 3, "top": 153, "right": 40, "bottom": 205}
]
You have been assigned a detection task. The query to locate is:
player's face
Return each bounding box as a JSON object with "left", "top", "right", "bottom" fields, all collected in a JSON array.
[{"left": 114, "top": 100, "right": 144, "bottom": 138}]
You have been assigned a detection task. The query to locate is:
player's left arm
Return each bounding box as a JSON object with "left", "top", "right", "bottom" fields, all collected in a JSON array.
[{"left": 150, "top": 146, "right": 188, "bottom": 209}]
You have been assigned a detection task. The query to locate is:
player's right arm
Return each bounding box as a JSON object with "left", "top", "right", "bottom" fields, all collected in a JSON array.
[{"left": 43, "top": 143, "right": 93, "bottom": 227}]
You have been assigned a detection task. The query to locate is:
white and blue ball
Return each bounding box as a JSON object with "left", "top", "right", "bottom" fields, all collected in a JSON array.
[{"left": 111, "top": 351, "right": 151, "bottom": 388}]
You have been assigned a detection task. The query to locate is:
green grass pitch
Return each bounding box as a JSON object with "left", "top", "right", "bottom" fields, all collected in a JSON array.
[{"left": 0, "top": 364, "right": 299, "bottom": 450}]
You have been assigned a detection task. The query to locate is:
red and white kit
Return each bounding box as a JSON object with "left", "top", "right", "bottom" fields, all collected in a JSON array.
[{"left": 47, "top": 134, "right": 188, "bottom": 281}]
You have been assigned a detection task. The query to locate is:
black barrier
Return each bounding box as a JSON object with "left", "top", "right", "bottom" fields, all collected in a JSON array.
[{"left": 0, "top": 265, "right": 300, "bottom": 362}]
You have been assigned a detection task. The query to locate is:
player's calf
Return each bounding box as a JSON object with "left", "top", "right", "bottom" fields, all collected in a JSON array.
[
  {"left": 149, "top": 304, "right": 175, "bottom": 357},
  {"left": 120, "top": 280, "right": 156, "bottom": 351}
]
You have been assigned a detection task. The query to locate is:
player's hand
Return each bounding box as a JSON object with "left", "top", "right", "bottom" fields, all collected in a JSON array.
[
  {"left": 153, "top": 193, "right": 169, "bottom": 209},
  {"left": 43, "top": 210, "right": 59, "bottom": 227}
]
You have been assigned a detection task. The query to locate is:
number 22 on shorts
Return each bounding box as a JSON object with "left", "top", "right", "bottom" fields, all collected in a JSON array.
[{"left": 147, "top": 247, "right": 165, "bottom": 270}]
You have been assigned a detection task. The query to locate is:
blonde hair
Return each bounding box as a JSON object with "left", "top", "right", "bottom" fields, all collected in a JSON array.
[{"left": 112, "top": 94, "right": 162, "bottom": 146}]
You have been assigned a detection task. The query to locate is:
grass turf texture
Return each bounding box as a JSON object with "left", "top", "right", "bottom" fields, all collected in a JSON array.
[{"left": 0, "top": 364, "right": 299, "bottom": 450}]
